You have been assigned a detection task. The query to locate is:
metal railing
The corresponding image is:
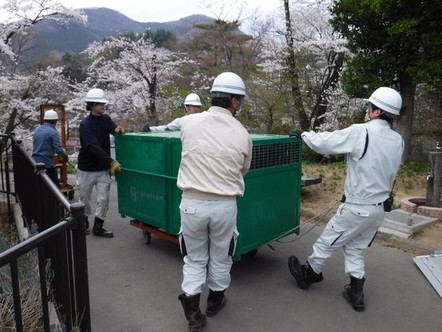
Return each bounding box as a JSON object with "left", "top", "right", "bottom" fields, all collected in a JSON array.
[{"left": 0, "top": 133, "right": 91, "bottom": 331}]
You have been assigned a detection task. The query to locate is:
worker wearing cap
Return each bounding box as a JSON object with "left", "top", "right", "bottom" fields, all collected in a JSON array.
[
  {"left": 77, "top": 88, "right": 124, "bottom": 237},
  {"left": 176, "top": 72, "right": 252, "bottom": 331},
  {"left": 287, "top": 87, "right": 404, "bottom": 312},
  {"left": 32, "top": 109, "right": 69, "bottom": 186},
  {"left": 142, "top": 93, "right": 203, "bottom": 132}
]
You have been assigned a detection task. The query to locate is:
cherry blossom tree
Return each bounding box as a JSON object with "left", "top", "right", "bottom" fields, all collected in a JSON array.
[
  {"left": 281, "top": 0, "right": 356, "bottom": 131},
  {"left": 0, "top": 66, "right": 72, "bottom": 148},
  {"left": 79, "top": 34, "right": 192, "bottom": 130},
  {"left": 0, "top": 0, "right": 86, "bottom": 145},
  {"left": 242, "top": 0, "right": 357, "bottom": 134}
]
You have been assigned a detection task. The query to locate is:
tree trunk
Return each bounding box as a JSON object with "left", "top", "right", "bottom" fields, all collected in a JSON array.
[
  {"left": 283, "top": 0, "right": 308, "bottom": 129},
  {"left": 395, "top": 72, "right": 416, "bottom": 163},
  {"left": 148, "top": 62, "right": 158, "bottom": 125},
  {"left": 311, "top": 51, "right": 345, "bottom": 129},
  {"left": 6, "top": 107, "right": 18, "bottom": 135},
  {"left": 426, "top": 152, "right": 442, "bottom": 207}
]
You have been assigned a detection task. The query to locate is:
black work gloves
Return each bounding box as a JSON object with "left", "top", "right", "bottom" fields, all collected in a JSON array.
[{"left": 289, "top": 129, "right": 304, "bottom": 138}]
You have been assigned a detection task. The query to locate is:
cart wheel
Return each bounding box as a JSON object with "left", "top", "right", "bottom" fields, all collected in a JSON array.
[
  {"left": 68, "top": 191, "right": 75, "bottom": 200},
  {"left": 143, "top": 230, "right": 151, "bottom": 244}
]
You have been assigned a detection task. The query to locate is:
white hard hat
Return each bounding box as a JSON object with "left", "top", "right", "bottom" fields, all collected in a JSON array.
[
  {"left": 184, "top": 93, "right": 202, "bottom": 106},
  {"left": 210, "top": 72, "right": 246, "bottom": 96},
  {"left": 364, "top": 87, "right": 402, "bottom": 116},
  {"left": 85, "top": 88, "right": 108, "bottom": 103},
  {"left": 44, "top": 109, "right": 59, "bottom": 120}
]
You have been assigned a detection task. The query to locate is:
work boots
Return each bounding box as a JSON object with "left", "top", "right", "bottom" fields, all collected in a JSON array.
[
  {"left": 92, "top": 217, "right": 114, "bottom": 238},
  {"left": 178, "top": 293, "right": 207, "bottom": 332},
  {"left": 288, "top": 256, "right": 323, "bottom": 289},
  {"left": 343, "top": 276, "right": 365, "bottom": 312},
  {"left": 206, "top": 289, "right": 225, "bottom": 317}
]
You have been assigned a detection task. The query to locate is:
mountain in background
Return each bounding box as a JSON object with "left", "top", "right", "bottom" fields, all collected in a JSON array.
[{"left": 31, "top": 7, "right": 214, "bottom": 55}]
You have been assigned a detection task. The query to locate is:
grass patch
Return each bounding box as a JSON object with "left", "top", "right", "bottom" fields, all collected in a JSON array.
[
  {"left": 401, "top": 160, "right": 427, "bottom": 173},
  {"left": 302, "top": 159, "right": 427, "bottom": 201}
]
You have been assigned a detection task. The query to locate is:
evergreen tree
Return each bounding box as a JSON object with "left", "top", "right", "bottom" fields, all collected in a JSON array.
[{"left": 331, "top": 0, "right": 442, "bottom": 161}]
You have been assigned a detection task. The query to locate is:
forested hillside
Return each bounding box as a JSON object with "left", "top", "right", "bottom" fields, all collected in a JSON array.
[{"left": 31, "top": 8, "right": 213, "bottom": 55}]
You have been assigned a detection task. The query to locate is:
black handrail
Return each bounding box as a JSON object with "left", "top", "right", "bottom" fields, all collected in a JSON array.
[{"left": 0, "top": 219, "right": 69, "bottom": 266}]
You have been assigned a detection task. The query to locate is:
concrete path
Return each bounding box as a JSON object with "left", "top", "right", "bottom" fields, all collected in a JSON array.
[{"left": 77, "top": 177, "right": 441, "bottom": 332}]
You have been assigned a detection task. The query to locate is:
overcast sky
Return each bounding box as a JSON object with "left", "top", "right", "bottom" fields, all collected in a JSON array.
[{"left": 59, "top": 0, "right": 282, "bottom": 23}]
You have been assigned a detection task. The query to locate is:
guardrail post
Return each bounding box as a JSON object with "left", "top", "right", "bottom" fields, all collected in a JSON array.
[
  {"left": 70, "top": 202, "right": 91, "bottom": 331},
  {"left": 10, "top": 260, "right": 24, "bottom": 332}
]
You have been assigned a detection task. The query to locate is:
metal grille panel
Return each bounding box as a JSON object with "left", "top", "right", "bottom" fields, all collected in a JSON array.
[{"left": 250, "top": 142, "right": 300, "bottom": 170}]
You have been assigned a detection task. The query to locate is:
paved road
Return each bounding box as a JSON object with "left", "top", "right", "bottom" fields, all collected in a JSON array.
[{"left": 76, "top": 177, "right": 441, "bottom": 332}]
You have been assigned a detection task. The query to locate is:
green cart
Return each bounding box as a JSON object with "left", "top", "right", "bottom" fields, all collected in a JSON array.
[{"left": 115, "top": 131, "right": 302, "bottom": 260}]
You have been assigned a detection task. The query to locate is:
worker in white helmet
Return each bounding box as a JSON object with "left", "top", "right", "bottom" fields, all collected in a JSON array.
[
  {"left": 77, "top": 88, "right": 124, "bottom": 237},
  {"left": 32, "top": 109, "right": 69, "bottom": 186},
  {"left": 288, "top": 87, "right": 404, "bottom": 312},
  {"left": 142, "top": 93, "right": 202, "bottom": 132},
  {"left": 176, "top": 72, "right": 252, "bottom": 331}
]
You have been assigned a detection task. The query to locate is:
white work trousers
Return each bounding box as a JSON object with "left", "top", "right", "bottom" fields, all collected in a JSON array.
[
  {"left": 77, "top": 170, "right": 111, "bottom": 220},
  {"left": 308, "top": 203, "right": 385, "bottom": 279},
  {"left": 179, "top": 198, "right": 238, "bottom": 296}
]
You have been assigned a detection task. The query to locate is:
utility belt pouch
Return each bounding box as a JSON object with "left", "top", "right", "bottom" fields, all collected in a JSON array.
[{"left": 383, "top": 196, "right": 394, "bottom": 212}]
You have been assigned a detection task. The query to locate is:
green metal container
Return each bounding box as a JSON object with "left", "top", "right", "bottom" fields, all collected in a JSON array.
[{"left": 115, "top": 131, "right": 302, "bottom": 260}]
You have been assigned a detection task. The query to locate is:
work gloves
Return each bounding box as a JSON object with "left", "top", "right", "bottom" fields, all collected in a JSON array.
[
  {"left": 289, "top": 129, "right": 304, "bottom": 138},
  {"left": 115, "top": 126, "right": 125, "bottom": 134},
  {"left": 110, "top": 160, "right": 123, "bottom": 173}
]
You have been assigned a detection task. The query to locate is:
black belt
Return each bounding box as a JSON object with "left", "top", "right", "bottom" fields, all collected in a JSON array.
[{"left": 341, "top": 195, "right": 383, "bottom": 206}]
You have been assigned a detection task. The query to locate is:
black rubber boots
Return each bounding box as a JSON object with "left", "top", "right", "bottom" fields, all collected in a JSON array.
[
  {"left": 343, "top": 276, "right": 365, "bottom": 311},
  {"left": 206, "top": 289, "right": 225, "bottom": 317},
  {"left": 178, "top": 293, "right": 207, "bottom": 332},
  {"left": 92, "top": 217, "right": 114, "bottom": 238}
]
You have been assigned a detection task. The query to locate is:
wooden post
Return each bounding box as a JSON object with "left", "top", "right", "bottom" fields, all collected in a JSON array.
[{"left": 426, "top": 151, "right": 442, "bottom": 207}]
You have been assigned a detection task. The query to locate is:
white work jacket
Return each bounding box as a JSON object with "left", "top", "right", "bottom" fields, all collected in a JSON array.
[
  {"left": 149, "top": 117, "right": 183, "bottom": 132},
  {"left": 177, "top": 106, "right": 252, "bottom": 199},
  {"left": 302, "top": 119, "right": 403, "bottom": 205}
]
